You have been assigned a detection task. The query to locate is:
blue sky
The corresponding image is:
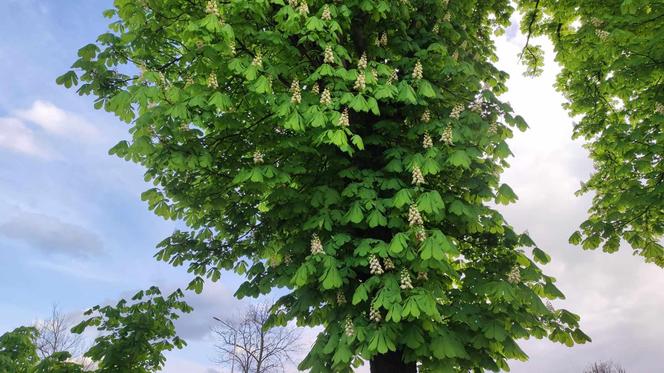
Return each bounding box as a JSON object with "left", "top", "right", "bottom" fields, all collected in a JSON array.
[{"left": 0, "top": 1, "right": 662, "bottom": 372}]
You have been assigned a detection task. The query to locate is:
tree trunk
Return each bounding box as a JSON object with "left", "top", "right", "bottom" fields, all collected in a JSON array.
[{"left": 370, "top": 350, "right": 417, "bottom": 373}]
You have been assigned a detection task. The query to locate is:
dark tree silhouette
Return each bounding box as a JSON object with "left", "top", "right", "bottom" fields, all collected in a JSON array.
[{"left": 213, "top": 303, "right": 300, "bottom": 373}]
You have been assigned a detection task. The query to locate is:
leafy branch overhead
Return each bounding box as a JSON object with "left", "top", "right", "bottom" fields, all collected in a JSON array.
[
  {"left": 59, "top": 0, "right": 590, "bottom": 371},
  {"left": 517, "top": 0, "right": 664, "bottom": 267}
]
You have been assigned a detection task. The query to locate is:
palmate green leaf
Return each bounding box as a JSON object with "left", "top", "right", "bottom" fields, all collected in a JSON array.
[
  {"left": 389, "top": 232, "right": 409, "bottom": 254},
  {"left": 392, "top": 188, "right": 412, "bottom": 208},
  {"left": 482, "top": 321, "right": 507, "bottom": 342},
  {"left": 448, "top": 150, "right": 471, "bottom": 168},
  {"left": 344, "top": 202, "right": 364, "bottom": 224},
  {"left": 532, "top": 247, "right": 551, "bottom": 264},
  {"left": 495, "top": 184, "right": 518, "bottom": 205},
  {"left": 431, "top": 331, "right": 468, "bottom": 359},
  {"left": 417, "top": 191, "right": 444, "bottom": 215}
]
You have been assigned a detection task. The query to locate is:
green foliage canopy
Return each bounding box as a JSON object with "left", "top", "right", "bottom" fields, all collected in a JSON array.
[
  {"left": 71, "top": 287, "right": 191, "bottom": 372},
  {"left": 60, "top": 0, "right": 589, "bottom": 371},
  {"left": 517, "top": 0, "right": 664, "bottom": 266}
]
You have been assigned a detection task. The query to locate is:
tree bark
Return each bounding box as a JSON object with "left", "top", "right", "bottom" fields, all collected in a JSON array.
[{"left": 370, "top": 350, "right": 417, "bottom": 373}]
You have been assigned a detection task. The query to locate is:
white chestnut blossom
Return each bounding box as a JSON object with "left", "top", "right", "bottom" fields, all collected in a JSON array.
[
  {"left": 321, "top": 4, "right": 332, "bottom": 20},
  {"left": 400, "top": 269, "right": 413, "bottom": 290},
  {"left": 423, "top": 131, "right": 433, "bottom": 149},
  {"left": 207, "top": 73, "right": 218, "bottom": 89},
  {"left": 253, "top": 151, "right": 264, "bottom": 164},
  {"left": 507, "top": 266, "right": 521, "bottom": 284},
  {"left": 324, "top": 45, "right": 335, "bottom": 64},
  {"left": 369, "top": 305, "right": 382, "bottom": 322},
  {"left": 344, "top": 316, "right": 354, "bottom": 336},
  {"left": 320, "top": 88, "right": 332, "bottom": 105},
  {"left": 408, "top": 204, "right": 423, "bottom": 226},
  {"left": 441, "top": 125, "right": 453, "bottom": 145},
  {"left": 421, "top": 109, "right": 431, "bottom": 123},
  {"left": 354, "top": 72, "right": 366, "bottom": 91},
  {"left": 310, "top": 234, "right": 324, "bottom": 255},
  {"left": 411, "top": 167, "right": 425, "bottom": 185},
  {"left": 450, "top": 104, "right": 464, "bottom": 119},
  {"left": 358, "top": 52, "right": 368, "bottom": 70},
  {"left": 412, "top": 60, "right": 423, "bottom": 80},
  {"left": 337, "top": 291, "right": 346, "bottom": 305},
  {"left": 252, "top": 52, "right": 263, "bottom": 67},
  {"left": 369, "top": 254, "right": 384, "bottom": 275},
  {"left": 290, "top": 79, "right": 302, "bottom": 104},
  {"left": 338, "top": 108, "right": 350, "bottom": 126}
]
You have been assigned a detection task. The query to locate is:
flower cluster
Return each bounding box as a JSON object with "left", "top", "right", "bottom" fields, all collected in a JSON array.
[
  {"left": 205, "top": 1, "right": 219, "bottom": 16},
  {"left": 441, "top": 125, "right": 453, "bottom": 145},
  {"left": 400, "top": 269, "right": 413, "bottom": 290},
  {"left": 369, "top": 305, "right": 382, "bottom": 322},
  {"left": 507, "top": 266, "right": 521, "bottom": 284},
  {"left": 387, "top": 68, "right": 399, "bottom": 85},
  {"left": 320, "top": 88, "right": 332, "bottom": 105},
  {"left": 655, "top": 102, "right": 664, "bottom": 115},
  {"left": 252, "top": 52, "right": 263, "bottom": 67},
  {"left": 590, "top": 17, "right": 603, "bottom": 27},
  {"left": 452, "top": 50, "right": 459, "bottom": 61},
  {"left": 358, "top": 52, "right": 368, "bottom": 70},
  {"left": 369, "top": 254, "right": 384, "bottom": 275},
  {"left": 595, "top": 29, "right": 609, "bottom": 41},
  {"left": 421, "top": 109, "right": 431, "bottom": 123},
  {"left": 450, "top": 104, "right": 464, "bottom": 119},
  {"left": 375, "top": 32, "right": 388, "bottom": 47},
  {"left": 207, "top": 73, "right": 218, "bottom": 89},
  {"left": 337, "top": 291, "right": 346, "bottom": 305},
  {"left": 422, "top": 132, "right": 433, "bottom": 149},
  {"left": 185, "top": 76, "right": 194, "bottom": 87},
  {"left": 321, "top": 4, "right": 331, "bottom": 20},
  {"left": 288, "top": 0, "right": 298, "bottom": 6},
  {"left": 253, "top": 151, "right": 264, "bottom": 164},
  {"left": 311, "top": 83, "right": 320, "bottom": 95},
  {"left": 283, "top": 255, "right": 292, "bottom": 264},
  {"left": 443, "top": 12, "right": 451, "bottom": 22},
  {"left": 408, "top": 204, "right": 423, "bottom": 226},
  {"left": 310, "top": 234, "right": 324, "bottom": 255},
  {"left": 470, "top": 99, "right": 483, "bottom": 113},
  {"left": 338, "top": 108, "right": 350, "bottom": 126},
  {"left": 411, "top": 167, "right": 425, "bottom": 185},
  {"left": 298, "top": 1, "right": 309, "bottom": 15},
  {"left": 343, "top": 316, "right": 354, "bottom": 337},
  {"left": 415, "top": 227, "right": 427, "bottom": 242},
  {"left": 432, "top": 23, "right": 440, "bottom": 33},
  {"left": 489, "top": 122, "right": 498, "bottom": 134},
  {"left": 383, "top": 257, "right": 395, "bottom": 270},
  {"left": 412, "top": 60, "right": 423, "bottom": 80},
  {"left": 228, "top": 41, "right": 236, "bottom": 55},
  {"left": 354, "top": 72, "right": 366, "bottom": 91},
  {"left": 417, "top": 271, "right": 428, "bottom": 281},
  {"left": 324, "top": 45, "right": 335, "bottom": 64},
  {"left": 290, "top": 80, "right": 302, "bottom": 104}
]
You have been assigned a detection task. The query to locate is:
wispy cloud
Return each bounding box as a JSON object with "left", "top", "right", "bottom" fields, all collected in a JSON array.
[
  {"left": 0, "top": 117, "right": 53, "bottom": 158},
  {"left": 14, "top": 100, "right": 99, "bottom": 140},
  {"left": 0, "top": 210, "right": 103, "bottom": 258},
  {"left": 0, "top": 100, "right": 99, "bottom": 159}
]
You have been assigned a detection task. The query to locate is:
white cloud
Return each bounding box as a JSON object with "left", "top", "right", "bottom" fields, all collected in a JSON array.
[
  {"left": 0, "top": 210, "right": 104, "bottom": 257},
  {"left": 0, "top": 116, "right": 53, "bottom": 158},
  {"left": 15, "top": 100, "right": 99, "bottom": 139},
  {"left": 0, "top": 100, "right": 99, "bottom": 159}
]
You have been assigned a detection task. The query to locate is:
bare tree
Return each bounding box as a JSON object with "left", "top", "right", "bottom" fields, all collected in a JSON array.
[
  {"left": 584, "top": 361, "right": 627, "bottom": 373},
  {"left": 34, "top": 304, "right": 84, "bottom": 359},
  {"left": 213, "top": 303, "right": 301, "bottom": 373}
]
